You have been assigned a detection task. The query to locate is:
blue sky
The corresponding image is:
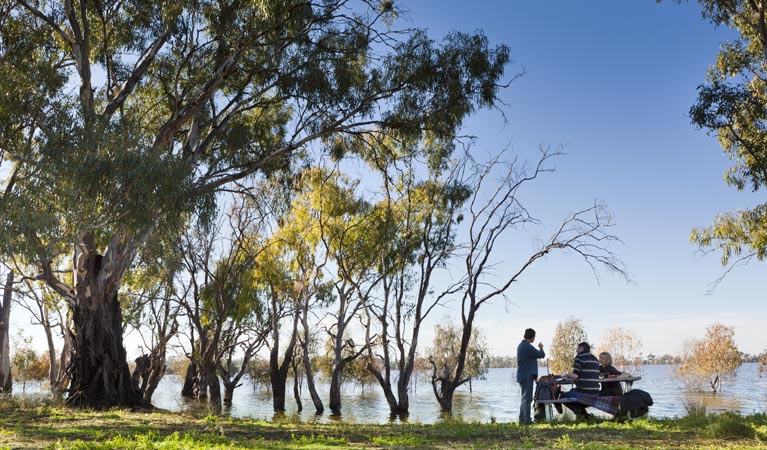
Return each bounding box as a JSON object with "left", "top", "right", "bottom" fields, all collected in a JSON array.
[
  {"left": 6, "top": 1, "right": 763, "bottom": 360},
  {"left": 402, "top": 0, "right": 765, "bottom": 357}
]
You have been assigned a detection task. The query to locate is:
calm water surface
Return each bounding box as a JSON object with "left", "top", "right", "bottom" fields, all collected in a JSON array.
[{"left": 144, "top": 363, "right": 767, "bottom": 423}]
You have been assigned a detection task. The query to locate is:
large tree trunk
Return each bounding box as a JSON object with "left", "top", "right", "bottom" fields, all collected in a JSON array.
[
  {"left": 434, "top": 380, "right": 456, "bottom": 414},
  {"left": 142, "top": 350, "right": 167, "bottom": 403},
  {"left": 181, "top": 360, "right": 198, "bottom": 398},
  {"left": 367, "top": 362, "right": 400, "bottom": 414},
  {"left": 303, "top": 350, "right": 323, "bottom": 414},
  {"left": 45, "top": 322, "right": 58, "bottom": 391},
  {"left": 396, "top": 347, "right": 420, "bottom": 414},
  {"left": 328, "top": 362, "right": 346, "bottom": 415},
  {"left": 201, "top": 361, "right": 222, "bottom": 411},
  {"left": 52, "top": 315, "right": 72, "bottom": 396},
  {"left": 62, "top": 232, "right": 152, "bottom": 409},
  {"left": 269, "top": 298, "right": 299, "bottom": 412},
  {"left": 270, "top": 345, "right": 291, "bottom": 412},
  {"left": 292, "top": 358, "right": 302, "bottom": 412},
  {"left": 67, "top": 288, "right": 141, "bottom": 408},
  {"left": 223, "top": 381, "right": 235, "bottom": 406},
  {"left": 140, "top": 326, "right": 175, "bottom": 403},
  {"left": 0, "top": 272, "right": 13, "bottom": 394},
  {"left": 428, "top": 312, "right": 476, "bottom": 415}
]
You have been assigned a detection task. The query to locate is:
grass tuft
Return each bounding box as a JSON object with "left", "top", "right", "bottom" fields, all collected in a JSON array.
[
  {"left": 371, "top": 433, "right": 434, "bottom": 447},
  {"left": 706, "top": 412, "right": 756, "bottom": 439}
]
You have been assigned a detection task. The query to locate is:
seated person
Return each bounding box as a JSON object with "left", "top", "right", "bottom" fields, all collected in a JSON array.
[
  {"left": 598, "top": 352, "right": 623, "bottom": 397},
  {"left": 561, "top": 342, "right": 599, "bottom": 420}
]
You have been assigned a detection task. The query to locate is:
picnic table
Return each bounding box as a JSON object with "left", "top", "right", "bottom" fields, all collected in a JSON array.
[{"left": 534, "top": 375, "right": 642, "bottom": 421}]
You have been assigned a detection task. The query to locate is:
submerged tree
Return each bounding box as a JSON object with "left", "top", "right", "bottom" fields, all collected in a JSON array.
[
  {"left": 676, "top": 322, "right": 741, "bottom": 393},
  {"left": 429, "top": 149, "right": 627, "bottom": 414},
  {"left": 684, "top": 0, "right": 767, "bottom": 281},
  {"left": 362, "top": 142, "right": 469, "bottom": 417},
  {"left": 428, "top": 320, "right": 489, "bottom": 393},
  {"left": 0, "top": 0, "right": 510, "bottom": 408}
]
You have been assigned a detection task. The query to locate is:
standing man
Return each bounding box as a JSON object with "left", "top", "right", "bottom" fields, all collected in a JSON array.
[
  {"left": 516, "top": 328, "right": 545, "bottom": 424},
  {"left": 561, "top": 341, "right": 600, "bottom": 420}
]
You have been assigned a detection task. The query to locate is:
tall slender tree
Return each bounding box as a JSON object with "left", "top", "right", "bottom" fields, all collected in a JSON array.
[
  {"left": 363, "top": 146, "right": 468, "bottom": 417},
  {"left": 0, "top": 271, "right": 13, "bottom": 394},
  {"left": 429, "top": 149, "right": 627, "bottom": 414}
]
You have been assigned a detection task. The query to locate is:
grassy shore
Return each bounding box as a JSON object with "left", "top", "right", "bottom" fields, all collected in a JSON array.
[{"left": 1, "top": 400, "right": 766, "bottom": 449}]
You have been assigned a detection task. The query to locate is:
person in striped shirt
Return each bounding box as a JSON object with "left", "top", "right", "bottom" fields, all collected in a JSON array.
[{"left": 560, "top": 342, "right": 600, "bottom": 419}]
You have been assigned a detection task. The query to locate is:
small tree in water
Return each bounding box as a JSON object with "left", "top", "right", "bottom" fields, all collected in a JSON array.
[
  {"left": 549, "top": 317, "right": 589, "bottom": 375},
  {"left": 428, "top": 320, "right": 489, "bottom": 394},
  {"left": 676, "top": 322, "right": 741, "bottom": 393}
]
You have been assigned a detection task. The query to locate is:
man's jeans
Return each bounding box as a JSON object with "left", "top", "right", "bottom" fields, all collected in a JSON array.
[{"left": 518, "top": 376, "right": 535, "bottom": 424}]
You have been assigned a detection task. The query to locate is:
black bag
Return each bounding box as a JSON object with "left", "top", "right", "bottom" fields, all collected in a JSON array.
[{"left": 619, "top": 389, "right": 653, "bottom": 418}]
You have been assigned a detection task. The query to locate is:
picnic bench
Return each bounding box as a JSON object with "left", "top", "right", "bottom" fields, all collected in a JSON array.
[{"left": 534, "top": 375, "right": 642, "bottom": 421}]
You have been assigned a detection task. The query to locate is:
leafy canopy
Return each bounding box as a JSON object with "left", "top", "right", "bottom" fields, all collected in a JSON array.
[
  {"left": 0, "top": 0, "right": 510, "bottom": 268},
  {"left": 687, "top": 0, "right": 767, "bottom": 267}
]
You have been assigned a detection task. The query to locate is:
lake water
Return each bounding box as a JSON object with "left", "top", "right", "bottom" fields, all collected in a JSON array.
[{"left": 139, "top": 363, "right": 767, "bottom": 423}]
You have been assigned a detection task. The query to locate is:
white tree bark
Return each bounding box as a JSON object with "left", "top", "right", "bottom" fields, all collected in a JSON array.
[{"left": 0, "top": 271, "right": 14, "bottom": 393}]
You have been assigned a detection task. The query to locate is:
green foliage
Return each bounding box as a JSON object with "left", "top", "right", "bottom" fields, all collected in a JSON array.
[
  {"left": 428, "top": 319, "right": 489, "bottom": 382},
  {"left": 290, "top": 433, "right": 346, "bottom": 446},
  {"left": 686, "top": 0, "right": 767, "bottom": 271},
  {"left": 11, "top": 332, "right": 49, "bottom": 391},
  {"left": 553, "top": 433, "right": 574, "bottom": 448},
  {"left": 550, "top": 317, "right": 589, "bottom": 375},
  {"left": 370, "top": 433, "right": 434, "bottom": 446},
  {"left": 0, "top": 1, "right": 510, "bottom": 354},
  {"left": 706, "top": 412, "right": 756, "bottom": 439}
]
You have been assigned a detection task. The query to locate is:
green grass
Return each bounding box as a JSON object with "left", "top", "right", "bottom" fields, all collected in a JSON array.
[{"left": 1, "top": 401, "right": 767, "bottom": 449}]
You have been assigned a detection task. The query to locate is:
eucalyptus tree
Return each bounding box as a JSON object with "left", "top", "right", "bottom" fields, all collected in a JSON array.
[
  {"left": 268, "top": 189, "right": 334, "bottom": 414},
  {"left": 676, "top": 322, "right": 741, "bottom": 392},
  {"left": 0, "top": 0, "right": 510, "bottom": 408},
  {"left": 429, "top": 149, "right": 627, "bottom": 414},
  {"left": 292, "top": 166, "right": 383, "bottom": 415},
  {"left": 0, "top": 271, "right": 12, "bottom": 394},
  {"left": 218, "top": 310, "right": 269, "bottom": 406},
  {"left": 122, "top": 253, "right": 183, "bottom": 403},
  {"left": 174, "top": 202, "right": 267, "bottom": 411},
  {"left": 12, "top": 270, "right": 71, "bottom": 395},
  {"left": 550, "top": 316, "right": 589, "bottom": 375},
  {"left": 252, "top": 240, "right": 301, "bottom": 413},
  {"left": 360, "top": 146, "right": 469, "bottom": 417},
  {"left": 682, "top": 1, "right": 767, "bottom": 279},
  {"left": 427, "top": 320, "right": 489, "bottom": 393}
]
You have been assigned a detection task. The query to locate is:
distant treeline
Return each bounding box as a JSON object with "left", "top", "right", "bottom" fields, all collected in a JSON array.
[{"left": 484, "top": 353, "right": 764, "bottom": 369}]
